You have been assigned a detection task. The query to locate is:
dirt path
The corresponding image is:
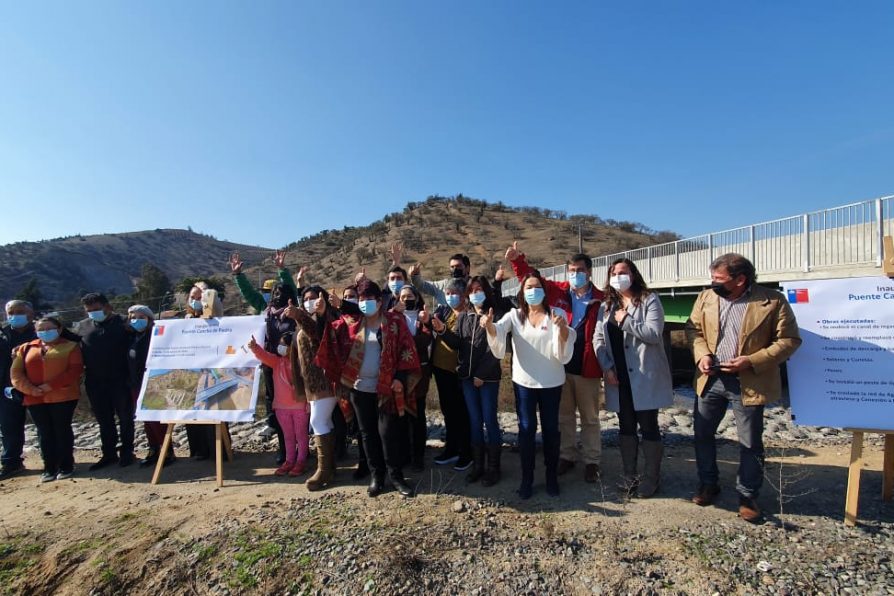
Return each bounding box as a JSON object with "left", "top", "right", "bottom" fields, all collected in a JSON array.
[{"left": 0, "top": 441, "right": 891, "bottom": 594}]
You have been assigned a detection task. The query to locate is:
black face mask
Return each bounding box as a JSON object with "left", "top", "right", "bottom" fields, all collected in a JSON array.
[
  {"left": 710, "top": 281, "right": 733, "bottom": 298},
  {"left": 451, "top": 267, "right": 465, "bottom": 279},
  {"left": 403, "top": 300, "right": 417, "bottom": 311}
]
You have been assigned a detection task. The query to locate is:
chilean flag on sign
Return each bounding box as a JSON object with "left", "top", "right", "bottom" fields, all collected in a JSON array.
[{"left": 153, "top": 325, "right": 165, "bottom": 336}]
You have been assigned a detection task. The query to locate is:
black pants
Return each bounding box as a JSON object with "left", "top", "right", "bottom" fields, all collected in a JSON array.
[
  {"left": 350, "top": 390, "right": 406, "bottom": 479},
  {"left": 0, "top": 395, "right": 27, "bottom": 468},
  {"left": 263, "top": 366, "right": 285, "bottom": 459},
  {"left": 86, "top": 377, "right": 134, "bottom": 458},
  {"left": 331, "top": 400, "right": 348, "bottom": 459},
  {"left": 617, "top": 381, "right": 660, "bottom": 441},
  {"left": 432, "top": 367, "right": 471, "bottom": 460},
  {"left": 407, "top": 367, "right": 430, "bottom": 465},
  {"left": 186, "top": 424, "right": 215, "bottom": 458},
  {"left": 28, "top": 400, "right": 77, "bottom": 474}
]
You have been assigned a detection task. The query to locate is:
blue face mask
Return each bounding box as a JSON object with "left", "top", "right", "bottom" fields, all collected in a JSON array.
[
  {"left": 569, "top": 271, "right": 588, "bottom": 290},
  {"left": 262, "top": 292, "right": 272, "bottom": 304},
  {"left": 189, "top": 300, "right": 204, "bottom": 312},
  {"left": 388, "top": 280, "right": 404, "bottom": 295},
  {"left": 37, "top": 329, "right": 60, "bottom": 343},
  {"left": 469, "top": 291, "right": 486, "bottom": 307},
  {"left": 87, "top": 310, "right": 107, "bottom": 323},
  {"left": 7, "top": 314, "right": 28, "bottom": 329},
  {"left": 359, "top": 299, "right": 378, "bottom": 316},
  {"left": 524, "top": 287, "right": 546, "bottom": 306},
  {"left": 130, "top": 318, "right": 148, "bottom": 332},
  {"left": 446, "top": 294, "right": 461, "bottom": 309}
]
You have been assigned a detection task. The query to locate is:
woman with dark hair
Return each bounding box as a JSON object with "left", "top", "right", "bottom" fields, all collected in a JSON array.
[
  {"left": 283, "top": 285, "right": 342, "bottom": 490},
  {"left": 315, "top": 280, "right": 422, "bottom": 498},
  {"left": 593, "top": 258, "right": 673, "bottom": 497},
  {"left": 11, "top": 317, "right": 83, "bottom": 482},
  {"left": 435, "top": 275, "right": 512, "bottom": 485},
  {"left": 481, "top": 272, "right": 575, "bottom": 499},
  {"left": 395, "top": 284, "right": 433, "bottom": 471}
]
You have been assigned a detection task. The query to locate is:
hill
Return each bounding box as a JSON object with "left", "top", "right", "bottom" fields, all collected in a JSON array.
[
  {"left": 0, "top": 229, "right": 271, "bottom": 309},
  {"left": 271, "top": 194, "right": 677, "bottom": 291},
  {"left": 0, "top": 196, "right": 678, "bottom": 313}
]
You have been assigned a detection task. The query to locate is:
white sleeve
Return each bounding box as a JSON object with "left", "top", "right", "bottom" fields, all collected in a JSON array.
[
  {"left": 552, "top": 321, "right": 576, "bottom": 364},
  {"left": 486, "top": 310, "right": 515, "bottom": 360}
]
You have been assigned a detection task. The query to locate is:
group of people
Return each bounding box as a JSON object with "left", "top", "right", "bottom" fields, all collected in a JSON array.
[{"left": 0, "top": 243, "right": 800, "bottom": 523}]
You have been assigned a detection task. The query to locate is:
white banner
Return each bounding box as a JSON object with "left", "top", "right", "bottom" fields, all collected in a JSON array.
[
  {"left": 136, "top": 316, "right": 267, "bottom": 423},
  {"left": 783, "top": 276, "right": 894, "bottom": 430}
]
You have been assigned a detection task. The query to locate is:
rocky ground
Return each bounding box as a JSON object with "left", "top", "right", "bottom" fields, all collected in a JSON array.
[{"left": 1, "top": 392, "right": 892, "bottom": 595}]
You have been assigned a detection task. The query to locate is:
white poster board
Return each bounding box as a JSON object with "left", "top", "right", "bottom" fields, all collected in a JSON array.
[
  {"left": 135, "top": 316, "right": 267, "bottom": 423},
  {"left": 783, "top": 276, "right": 894, "bottom": 430}
]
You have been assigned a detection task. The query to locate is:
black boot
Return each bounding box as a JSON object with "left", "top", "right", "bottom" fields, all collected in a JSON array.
[
  {"left": 517, "top": 438, "right": 535, "bottom": 500},
  {"left": 368, "top": 472, "right": 386, "bottom": 497},
  {"left": 390, "top": 471, "right": 415, "bottom": 498},
  {"left": 466, "top": 444, "right": 486, "bottom": 483},
  {"left": 482, "top": 444, "right": 502, "bottom": 487}
]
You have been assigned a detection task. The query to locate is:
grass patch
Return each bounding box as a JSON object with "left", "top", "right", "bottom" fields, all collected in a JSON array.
[{"left": 0, "top": 538, "right": 44, "bottom": 594}]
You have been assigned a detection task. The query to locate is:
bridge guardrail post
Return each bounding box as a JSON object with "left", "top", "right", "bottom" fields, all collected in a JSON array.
[
  {"left": 876, "top": 198, "right": 884, "bottom": 267},
  {"left": 802, "top": 213, "right": 810, "bottom": 272}
]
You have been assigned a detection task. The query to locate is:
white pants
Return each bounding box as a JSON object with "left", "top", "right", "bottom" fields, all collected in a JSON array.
[{"left": 309, "top": 397, "right": 337, "bottom": 435}]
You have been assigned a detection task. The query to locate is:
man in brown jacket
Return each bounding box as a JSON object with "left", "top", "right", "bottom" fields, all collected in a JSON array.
[{"left": 685, "top": 253, "right": 801, "bottom": 522}]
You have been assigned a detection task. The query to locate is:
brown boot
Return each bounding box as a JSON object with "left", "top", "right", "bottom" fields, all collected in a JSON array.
[
  {"left": 637, "top": 440, "right": 663, "bottom": 498},
  {"left": 617, "top": 435, "right": 639, "bottom": 495},
  {"left": 306, "top": 433, "right": 335, "bottom": 491},
  {"left": 482, "top": 444, "right": 502, "bottom": 487}
]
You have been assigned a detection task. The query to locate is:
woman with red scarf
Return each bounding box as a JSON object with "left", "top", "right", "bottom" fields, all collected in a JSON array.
[{"left": 315, "top": 279, "right": 421, "bottom": 498}]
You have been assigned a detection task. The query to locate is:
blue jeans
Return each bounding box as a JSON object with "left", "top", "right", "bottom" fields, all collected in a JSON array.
[
  {"left": 693, "top": 375, "right": 765, "bottom": 498},
  {"left": 514, "top": 383, "right": 562, "bottom": 486},
  {"left": 461, "top": 378, "right": 501, "bottom": 446}
]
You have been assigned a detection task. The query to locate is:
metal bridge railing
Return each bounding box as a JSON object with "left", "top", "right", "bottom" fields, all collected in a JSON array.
[{"left": 429, "top": 195, "right": 893, "bottom": 296}]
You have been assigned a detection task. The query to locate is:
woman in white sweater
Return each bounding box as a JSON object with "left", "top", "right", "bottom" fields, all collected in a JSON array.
[{"left": 481, "top": 272, "right": 576, "bottom": 499}]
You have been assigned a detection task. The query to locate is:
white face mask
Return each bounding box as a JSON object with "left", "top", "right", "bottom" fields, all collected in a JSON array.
[
  {"left": 303, "top": 299, "right": 318, "bottom": 312},
  {"left": 609, "top": 274, "right": 632, "bottom": 292},
  {"left": 277, "top": 345, "right": 289, "bottom": 357}
]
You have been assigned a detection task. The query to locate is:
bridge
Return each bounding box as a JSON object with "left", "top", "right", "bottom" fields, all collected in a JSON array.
[{"left": 500, "top": 194, "right": 894, "bottom": 323}]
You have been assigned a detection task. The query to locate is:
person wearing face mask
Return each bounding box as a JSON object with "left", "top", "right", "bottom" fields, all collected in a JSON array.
[
  {"left": 505, "top": 242, "right": 606, "bottom": 483},
  {"left": 126, "top": 305, "right": 175, "bottom": 469},
  {"left": 429, "top": 279, "right": 474, "bottom": 471},
  {"left": 396, "top": 284, "right": 433, "bottom": 471},
  {"left": 481, "top": 272, "right": 575, "bottom": 499},
  {"left": 249, "top": 332, "right": 311, "bottom": 477},
  {"left": 230, "top": 251, "right": 298, "bottom": 466},
  {"left": 383, "top": 266, "right": 409, "bottom": 312},
  {"left": 77, "top": 292, "right": 135, "bottom": 470},
  {"left": 181, "top": 283, "right": 226, "bottom": 459},
  {"left": 594, "top": 259, "right": 673, "bottom": 498},
  {"left": 11, "top": 317, "right": 83, "bottom": 482},
  {"left": 315, "top": 280, "right": 422, "bottom": 498},
  {"left": 0, "top": 300, "right": 37, "bottom": 479},
  {"left": 282, "top": 286, "right": 344, "bottom": 489},
  {"left": 686, "top": 253, "right": 801, "bottom": 523},
  {"left": 409, "top": 253, "right": 472, "bottom": 306},
  {"left": 434, "top": 276, "right": 513, "bottom": 486},
  {"left": 260, "top": 279, "right": 277, "bottom": 305}
]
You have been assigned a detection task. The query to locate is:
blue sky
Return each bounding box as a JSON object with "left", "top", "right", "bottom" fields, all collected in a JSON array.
[{"left": 1, "top": 1, "right": 892, "bottom": 251}]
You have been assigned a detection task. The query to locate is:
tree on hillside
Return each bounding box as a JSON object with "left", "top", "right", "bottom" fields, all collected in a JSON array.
[
  {"left": 15, "top": 277, "right": 50, "bottom": 311},
  {"left": 134, "top": 263, "right": 173, "bottom": 313}
]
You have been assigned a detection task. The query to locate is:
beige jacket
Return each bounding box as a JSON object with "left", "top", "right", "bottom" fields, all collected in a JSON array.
[{"left": 685, "top": 284, "right": 801, "bottom": 406}]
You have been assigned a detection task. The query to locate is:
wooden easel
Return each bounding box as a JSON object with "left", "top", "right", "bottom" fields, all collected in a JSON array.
[
  {"left": 151, "top": 421, "right": 234, "bottom": 488},
  {"left": 844, "top": 429, "right": 894, "bottom": 526},
  {"left": 843, "top": 235, "right": 894, "bottom": 524}
]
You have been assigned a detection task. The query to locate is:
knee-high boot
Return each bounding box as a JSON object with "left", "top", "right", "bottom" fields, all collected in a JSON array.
[
  {"left": 637, "top": 440, "right": 663, "bottom": 498},
  {"left": 306, "top": 433, "right": 335, "bottom": 491},
  {"left": 618, "top": 435, "right": 639, "bottom": 495}
]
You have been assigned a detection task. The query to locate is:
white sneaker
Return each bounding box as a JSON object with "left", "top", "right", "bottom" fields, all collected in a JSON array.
[{"left": 57, "top": 469, "right": 74, "bottom": 480}]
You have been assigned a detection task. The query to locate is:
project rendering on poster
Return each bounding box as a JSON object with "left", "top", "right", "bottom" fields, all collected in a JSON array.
[
  {"left": 783, "top": 277, "right": 894, "bottom": 430},
  {"left": 135, "top": 316, "right": 267, "bottom": 423}
]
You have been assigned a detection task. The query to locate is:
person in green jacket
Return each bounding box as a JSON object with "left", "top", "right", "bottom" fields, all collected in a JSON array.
[{"left": 230, "top": 250, "right": 301, "bottom": 465}]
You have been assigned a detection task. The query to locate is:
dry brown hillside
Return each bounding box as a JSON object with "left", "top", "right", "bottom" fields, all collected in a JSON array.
[{"left": 251, "top": 195, "right": 676, "bottom": 292}]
